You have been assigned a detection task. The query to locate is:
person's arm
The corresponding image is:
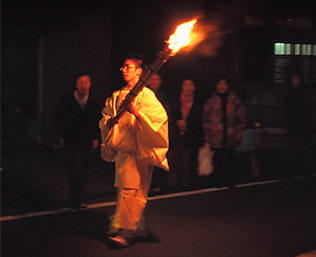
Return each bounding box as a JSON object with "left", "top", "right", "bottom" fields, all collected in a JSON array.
[
  {"left": 202, "top": 97, "right": 213, "bottom": 144},
  {"left": 90, "top": 98, "right": 102, "bottom": 149},
  {"left": 99, "top": 96, "right": 115, "bottom": 143},
  {"left": 92, "top": 139, "right": 99, "bottom": 149},
  {"left": 234, "top": 95, "right": 247, "bottom": 145}
]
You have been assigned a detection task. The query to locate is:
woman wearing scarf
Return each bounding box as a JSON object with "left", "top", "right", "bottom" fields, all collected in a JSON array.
[{"left": 168, "top": 79, "right": 203, "bottom": 191}]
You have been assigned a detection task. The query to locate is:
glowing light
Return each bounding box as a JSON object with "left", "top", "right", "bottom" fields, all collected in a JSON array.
[{"left": 167, "top": 19, "right": 197, "bottom": 55}]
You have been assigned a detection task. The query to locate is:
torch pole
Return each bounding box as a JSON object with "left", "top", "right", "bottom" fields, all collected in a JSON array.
[{"left": 107, "top": 44, "right": 173, "bottom": 128}]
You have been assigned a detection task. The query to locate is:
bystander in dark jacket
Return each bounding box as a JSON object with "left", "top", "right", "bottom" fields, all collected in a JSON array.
[
  {"left": 281, "top": 71, "right": 313, "bottom": 183},
  {"left": 51, "top": 73, "right": 101, "bottom": 210}
]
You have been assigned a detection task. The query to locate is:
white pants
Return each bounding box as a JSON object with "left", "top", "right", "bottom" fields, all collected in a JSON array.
[{"left": 112, "top": 153, "right": 153, "bottom": 231}]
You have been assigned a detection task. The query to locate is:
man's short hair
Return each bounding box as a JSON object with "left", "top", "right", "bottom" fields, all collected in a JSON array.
[{"left": 124, "top": 53, "right": 147, "bottom": 70}]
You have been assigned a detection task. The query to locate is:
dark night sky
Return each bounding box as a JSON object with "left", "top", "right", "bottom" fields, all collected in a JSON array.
[
  {"left": 4, "top": 0, "right": 316, "bottom": 70},
  {"left": 3, "top": 0, "right": 316, "bottom": 35}
]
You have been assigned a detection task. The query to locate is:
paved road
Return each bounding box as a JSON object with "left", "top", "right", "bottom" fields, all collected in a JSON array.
[
  {"left": 2, "top": 144, "right": 316, "bottom": 256},
  {"left": 2, "top": 181, "right": 316, "bottom": 257}
]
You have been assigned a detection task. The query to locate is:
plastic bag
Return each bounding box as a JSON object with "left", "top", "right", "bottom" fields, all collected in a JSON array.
[{"left": 198, "top": 142, "right": 214, "bottom": 176}]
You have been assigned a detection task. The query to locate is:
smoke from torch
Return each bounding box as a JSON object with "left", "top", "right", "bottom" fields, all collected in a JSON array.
[{"left": 106, "top": 19, "right": 199, "bottom": 128}]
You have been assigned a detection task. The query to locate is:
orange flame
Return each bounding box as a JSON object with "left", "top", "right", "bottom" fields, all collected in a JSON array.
[{"left": 167, "top": 19, "right": 197, "bottom": 55}]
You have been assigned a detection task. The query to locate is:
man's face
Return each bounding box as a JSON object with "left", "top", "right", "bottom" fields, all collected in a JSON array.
[
  {"left": 121, "top": 59, "right": 141, "bottom": 85},
  {"left": 76, "top": 75, "right": 91, "bottom": 96},
  {"left": 148, "top": 74, "right": 162, "bottom": 92},
  {"left": 216, "top": 79, "right": 229, "bottom": 94}
]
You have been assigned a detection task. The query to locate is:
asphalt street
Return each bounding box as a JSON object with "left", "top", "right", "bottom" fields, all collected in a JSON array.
[
  {"left": 2, "top": 180, "right": 316, "bottom": 257},
  {"left": 1, "top": 144, "right": 316, "bottom": 256}
]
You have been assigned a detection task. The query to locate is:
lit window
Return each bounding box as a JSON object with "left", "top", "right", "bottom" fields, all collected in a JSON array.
[
  {"left": 274, "top": 42, "right": 316, "bottom": 83},
  {"left": 302, "top": 44, "right": 307, "bottom": 55},
  {"left": 306, "top": 44, "right": 312, "bottom": 55},
  {"left": 275, "top": 43, "right": 284, "bottom": 55},
  {"left": 295, "top": 44, "right": 300, "bottom": 55},
  {"left": 285, "top": 43, "right": 291, "bottom": 55}
]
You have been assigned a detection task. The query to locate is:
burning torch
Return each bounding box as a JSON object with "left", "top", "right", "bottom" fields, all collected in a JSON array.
[{"left": 106, "top": 19, "right": 197, "bottom": 128}]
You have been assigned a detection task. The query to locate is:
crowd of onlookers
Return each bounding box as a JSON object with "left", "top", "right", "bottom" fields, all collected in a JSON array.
[
  {"left": 148, "top": 70, "right": 315, "bottom": 195},
  {"left": 148, "top": 74, "right": 247, "bottom": 195},
  {"left": 51, "top": 69, "right": 315, "bottom": 210}
]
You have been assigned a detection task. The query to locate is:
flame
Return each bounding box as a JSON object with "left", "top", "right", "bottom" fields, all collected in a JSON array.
[{"left": 167, "top": 19, "right": 197, "bottom": 55}]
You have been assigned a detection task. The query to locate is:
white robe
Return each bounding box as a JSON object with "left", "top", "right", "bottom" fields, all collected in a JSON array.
[{"left": 99, "top": 86, "right": 169, "bottom": 188}]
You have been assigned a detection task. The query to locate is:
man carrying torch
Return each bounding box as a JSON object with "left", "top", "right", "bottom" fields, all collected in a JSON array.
[{"left": 99, "top": 20, "right": 197, "bottom": 248}]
